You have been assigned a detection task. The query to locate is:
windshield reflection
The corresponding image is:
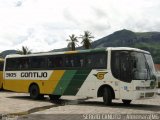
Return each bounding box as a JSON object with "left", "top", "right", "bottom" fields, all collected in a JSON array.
[
  {"left": 130, "top": 52, "right": 155, "bottom": 80},
  {"left": 111, "top": 50, "right": 155, "bottom": 82}
]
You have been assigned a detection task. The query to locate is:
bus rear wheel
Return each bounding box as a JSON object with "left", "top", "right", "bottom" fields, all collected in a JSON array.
[
  {"left": 29, "top": 84, "right": 41, "bottom": 100},
  {"left": 103, "top": 87, "right": 112, "bottom": 105},
  {"left": 49, "top": 95, "right": 61, "bottom": 100},
  {"left": 122, "top": 99, "right": 132, "bottom": 105}
]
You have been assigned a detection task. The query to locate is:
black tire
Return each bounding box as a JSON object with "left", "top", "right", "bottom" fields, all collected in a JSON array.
[
  {"left": 38, "top": 94, "right": 45, "bottom": 100},
  {"left": 49, "top": 95, "right": 61, "bottom": 100},
  {"left": 103, "top": 87, "right": 112, "bottom": 105},
  {"left": 122, "top": 99, "right": 132, "bottom": 105},
  {"left": 29, "top": 84, "right": 41, "bottom": 100}
]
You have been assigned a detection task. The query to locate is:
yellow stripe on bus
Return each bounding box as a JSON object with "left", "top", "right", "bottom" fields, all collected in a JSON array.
[
  {"left": 42, "top": 70, "right": 65, "bottom": 94},
  {"left": 3, "top": 70, "right": 65, "bottom": 94},
  {"left": 65, "top": 51, "right": 78, "bottom": 54},
  {"left": 0, "top": 71, "right": 3, "bottom": 89}
]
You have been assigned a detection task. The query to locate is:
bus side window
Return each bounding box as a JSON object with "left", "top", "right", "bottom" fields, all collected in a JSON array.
[
  {"left": 64, "top": 54, "right": 85, "bottom": 68},
  {"left": 31, "top": 57, "right": 46, "bottom": 69},
  {"left": 85, "top": 52, "right": 107, "bottom": 69},
  {"left": 47, "top": 57, "right": 55, "bottom": 68},
  {"left": 72, "top": 54, "right": 85, "bottom": 68},
  {"left": 18, "top": 58, "right": 29, "bottom": 70},
  {"left": 65, "top": 55, "right": 75, "bottom": 68},
  {"left": 54, "top": 56, "right": 64, "bottom": 68},
  {"left": 6, "top": 58, "right": 18, "bottom": 71},
  {"left": 80, "top": 58, "right": 84, "bottom": 67},
  {"left": 76, "top": 55, "right": 85, "bottom": 68},
  {"left": 94, "top": 53, "right": 106, "bottom": 68},
  {"left": 0, "top": 61, "right": 4, "bottom": 71},
  {"left": 65, "top": 56, "right": 72, "bottom": 67},
  {"left": 86, "top": 55, "right": 93, "bottom": 68}
]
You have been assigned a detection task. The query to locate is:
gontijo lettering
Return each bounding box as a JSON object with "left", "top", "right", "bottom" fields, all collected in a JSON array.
[{"left": 21, "top": 72, "right": 48, "bottom": 78}]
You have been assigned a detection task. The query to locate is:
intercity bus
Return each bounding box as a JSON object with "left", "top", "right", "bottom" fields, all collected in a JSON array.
[
  {"left": 3, "top": 47, "right": 157, "bottom": 105},
  {"left": 0, "top": 58, "right": 4, "bottom": 90}
]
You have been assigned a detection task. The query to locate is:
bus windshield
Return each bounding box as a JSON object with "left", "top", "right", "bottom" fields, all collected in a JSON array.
[
  {"left": 130, "top": 52, "right": 154, "bottom": 80},
  {"left": 144, "top": 54, "right": 156, "bottom": 75},
  {"left": 111, "top": 51, "right": 155, "bottom": 82}
]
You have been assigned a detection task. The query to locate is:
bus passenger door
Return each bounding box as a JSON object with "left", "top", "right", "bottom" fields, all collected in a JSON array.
[
  {"left": 111, "top": 51, "right": 133, "bottom": 99},
  {"left": 119, "top": 52, "right": 133, "bottom": 99}
]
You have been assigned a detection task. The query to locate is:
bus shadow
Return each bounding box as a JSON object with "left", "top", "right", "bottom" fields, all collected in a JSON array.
[
  {"left": 0, "top": 90, "right": 14, "bottom": 92},
  {"left": 77, "top": 101, "right": 160, "bottom": 112},
  {"left": 50, "top": 98, "right": 160, "bottom": 112},
  {"left": 7, "top": 95, "right": 50, "bottom": 102},
  {"left": 6, "top": 96, "right": 160, "bottom": 112}
]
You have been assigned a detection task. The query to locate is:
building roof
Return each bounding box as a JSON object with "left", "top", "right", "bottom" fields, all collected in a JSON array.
[{"left": 155, "top": 64, "right": 160, "bottom": 72}]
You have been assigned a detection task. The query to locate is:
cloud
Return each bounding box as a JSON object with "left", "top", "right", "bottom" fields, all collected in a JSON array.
[
  {"left": 15, "top": 0, "right": 24, "bottom": 7},
  {"left": 0, "top": 0, "right": 160, "bottom": 52}
]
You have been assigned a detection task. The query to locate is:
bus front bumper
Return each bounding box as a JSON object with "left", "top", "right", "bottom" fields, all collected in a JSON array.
[{"left": 133, "top": 89, "right": 157, "bottom": 100}]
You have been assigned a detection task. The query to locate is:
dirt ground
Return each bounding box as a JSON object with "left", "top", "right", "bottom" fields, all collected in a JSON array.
[{"left": 0, "top": 91, "right": 160, "bottom": 120}]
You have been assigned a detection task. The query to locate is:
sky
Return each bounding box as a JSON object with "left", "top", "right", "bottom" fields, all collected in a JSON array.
[{"left": 0, "top": 0, "right": 160, "bottom": 52}]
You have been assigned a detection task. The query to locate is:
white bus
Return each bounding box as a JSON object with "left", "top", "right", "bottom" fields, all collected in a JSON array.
[{"left": 3, "top": 47, "right": 157, "bottom": 105}]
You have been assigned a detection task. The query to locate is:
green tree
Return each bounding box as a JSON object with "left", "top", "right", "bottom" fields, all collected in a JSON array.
[
  {"left": 80, "top": 31, "right": 94, "bottom": 49},
  {"left": 66, "top": 34, "right": 78, "bottom": 51},
  {"left": 17, "top": 46, "right": 32, "bottom": 55}
]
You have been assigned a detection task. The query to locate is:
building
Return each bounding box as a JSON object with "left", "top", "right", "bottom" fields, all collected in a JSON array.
[{"left": 155, "top": 64, "right": 160, "bottom": 72}]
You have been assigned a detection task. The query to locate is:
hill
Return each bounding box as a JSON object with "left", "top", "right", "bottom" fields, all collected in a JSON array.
[
  {"left": 91, "top": 29, "right": 160, "bottom": 63},
  {"left": 0, "top": 29, "right": 160, "bottom": 63},
  {"left": 0, "top": 50, "right": 17, "bottom": 58}
]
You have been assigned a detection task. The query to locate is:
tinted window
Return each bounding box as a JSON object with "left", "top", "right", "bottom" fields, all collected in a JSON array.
[
  {"left": 6, "top": 58, "right": 19, "bottom": 71},
  {"left": 94, "top": 53, "right": 106, "bottom": 68},
  {"left": 111, "top": 51, "right": 132, "bottom": 82},
  {"left": 47, "top": 52, "right": 107, "bottom": 69},
  {"left": 74, "top": 55, "right": 85, "bottom": 67},
  {"left": 130, "top": 52, "right": 149, "bottom": 80},
  {"left": 31, "top": 57, "right": 46, "bottom": 69},
  {"left": 111, "top": 51, "right": 152, "bottom": 82},
  {"left": 18, "top": 58, "right": 30, "bottom": 70},
  {"left": 144, "top": 54, "right": 156, "bottom": 78},
  {"left": 86, "top": 53, "right": 107, "bottom": 69},
  {"left": 64, "top": 54, "right": 85, "bottom": 68},
  {"left": 47, "top": 56, "right": 64, "bottom": 68},
  {"left": 47, "top": 56, "right": 55, "bottom": 68},
  {"left": 0, "top": 61, "right": 4, "bottom": 71},
  {"left": 86, "top": 54, "right": 94, "bottom": 68},
  {"left": 65, "top": 55, "right": 74, "bottom": 67},
  {"left": 6, "top": 58, "right": 30, "bottom": 71},
  {"left": 5, "top": 52, "right": 107, "bottom": 70},
  {"left": 54, "top": 56, "right": 64, "bottom": 68}
]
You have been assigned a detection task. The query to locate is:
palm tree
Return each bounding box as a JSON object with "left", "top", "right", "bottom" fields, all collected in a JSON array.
[
  {"left": 80, "top": 31, "right": 94, "bottom": 49},
  {"left": 17, "top": 46, "right": 32, "bottom": 55},
  {"left": 66, "top": 34, "right": 78, "bottom": 51}
]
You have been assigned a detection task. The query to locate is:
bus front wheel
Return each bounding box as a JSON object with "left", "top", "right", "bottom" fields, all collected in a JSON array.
[
  {"left": 103, "top": 87, "right": 112, "bottom": 105},
  {"left": 122, "top": 99, "right": 132, "bottom": 105},
  {"left": 29, "top": 84, "right": 41, "bottom": 100}
]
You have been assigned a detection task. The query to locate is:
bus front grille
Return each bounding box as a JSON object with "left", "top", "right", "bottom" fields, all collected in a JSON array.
[{"left": 145, "top": 92, "right": 154, "bottom": 97}]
